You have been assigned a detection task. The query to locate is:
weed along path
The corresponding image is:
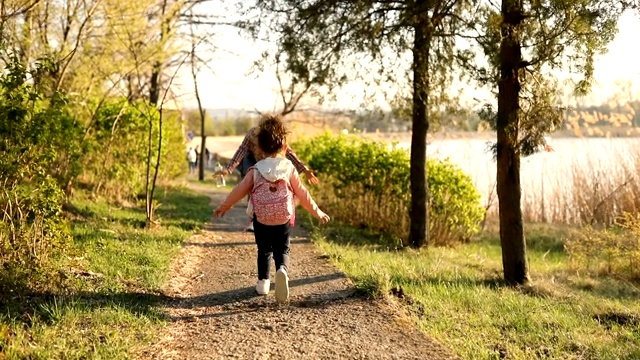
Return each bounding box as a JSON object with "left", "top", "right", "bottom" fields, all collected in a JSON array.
[{"left": 136, "top": 184, "right": 458, "bottom": 360}]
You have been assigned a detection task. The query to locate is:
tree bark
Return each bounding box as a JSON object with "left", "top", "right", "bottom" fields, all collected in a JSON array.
[
  {"left": 199, "top": 125, "right": 206, "bottom": 181},
  {"left": 190, "top": 36, "right": 207, "bottom": 181},
  {"left": 408, "top": 7, "right": 430, "bottom": 248},
  {"left": 145, "top": 114, "right": 154, "bottom": 225},
  {"left": 149, "top": 61, "right": 162, "bottom": 105},
  {"left": 497, "top": 0, "right": 529, "bottom": 285}
]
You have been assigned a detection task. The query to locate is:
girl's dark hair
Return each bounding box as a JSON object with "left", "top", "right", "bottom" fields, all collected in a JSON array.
[{"left": 257, "top": 113, "right": 288, "bottom": 155}]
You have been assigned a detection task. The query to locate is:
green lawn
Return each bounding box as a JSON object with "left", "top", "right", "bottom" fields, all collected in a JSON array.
[
  {"left": 305, "top": 219, "right": 640, "bottom": 360},
  {"left": 0, "top": 186, "right": 212, "bottom": 359}
]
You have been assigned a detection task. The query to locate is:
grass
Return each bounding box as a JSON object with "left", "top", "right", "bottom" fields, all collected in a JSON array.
[
  {"left": 0, "top": 186, "right": 212, "bottom": 359},
  {"left": 304, "top": 217, "right": 640, "bottom": 360}
]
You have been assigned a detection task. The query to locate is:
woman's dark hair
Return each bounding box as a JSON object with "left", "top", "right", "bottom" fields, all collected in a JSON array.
[{"left": 257, "top": 113, "right": 288, "bottom": 155}]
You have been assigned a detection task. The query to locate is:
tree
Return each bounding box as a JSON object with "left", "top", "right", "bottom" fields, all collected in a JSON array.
[
  {"left": 189, "top": 17, "right": 208, "bottom": 181},
  {"left": 496, "top": 0, "right": 528, "bottom": 285},
  {"left": 470, "top": 0, "right": 624, "bottom": 284},
  {"left": 249, "top": 0, "right": 477, "bottom": 247}
]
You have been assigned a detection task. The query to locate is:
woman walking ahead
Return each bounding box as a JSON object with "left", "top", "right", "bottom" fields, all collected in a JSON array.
[{"left": 214, "top": 114, "right": 330, "bottom": 303}]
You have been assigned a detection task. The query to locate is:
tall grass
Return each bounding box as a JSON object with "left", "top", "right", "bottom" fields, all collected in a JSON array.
[
  {"left": 311, "top": 180, "right": 410, "bottom": 244},
  {"left": 565, "top": 212, "right": 640, "bottom": 281},
  {"left": 468, "top": 141, "right": 640, "bottom": 226}
]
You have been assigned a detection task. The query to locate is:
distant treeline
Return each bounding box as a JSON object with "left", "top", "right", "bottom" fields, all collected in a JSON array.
[
  {"left": 182, "top": 109, "right": 257, "bottom": 136},
  {"left": 181, "top": 99, "right": 640, "bottom": 137}
]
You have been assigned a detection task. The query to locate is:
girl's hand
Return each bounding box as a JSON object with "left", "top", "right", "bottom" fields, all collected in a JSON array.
[
  {"left": 304, "top": 170, "right": 319, "bottom": 185},
  {"left": 213, "top": 169, "right": 229, "bottom": 177},
  {"left": 318, "top": 211, "right": 330, "bottom": 224},
  {"left": 214, "top": 208, "right": 227, "bottom": 218}
]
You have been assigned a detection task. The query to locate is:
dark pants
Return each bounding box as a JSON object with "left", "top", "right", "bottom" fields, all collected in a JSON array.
[
  {"left": 239, "top": 152, "right": 257, "bottom": 178},
  {"left": 253, "top": 216, "right": 290, "bottom": 280},
  {"left": 240, "top": 153, "right": 257, "bottom": 210}
]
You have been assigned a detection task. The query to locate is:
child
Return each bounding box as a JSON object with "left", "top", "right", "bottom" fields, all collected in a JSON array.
[
  {"left": 213, "top": 115, "right": 319, "bottom": 232},
  {"left": 214, "top": 114, "right": 330, "bottom": 303}
]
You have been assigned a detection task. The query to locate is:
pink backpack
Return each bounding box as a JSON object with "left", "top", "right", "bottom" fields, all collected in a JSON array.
[{"left": 250, "top": 169, "right": 295, "bottom": 225}]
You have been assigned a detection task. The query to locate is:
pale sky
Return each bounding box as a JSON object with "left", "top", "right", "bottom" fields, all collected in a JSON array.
[{"left": 177, "top": 10, "right": 640, "bottom": 112}]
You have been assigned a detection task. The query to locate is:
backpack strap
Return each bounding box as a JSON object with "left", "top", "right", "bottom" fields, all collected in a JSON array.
[{"left": 251, "top": 166, "right": 261, "bottom": 192}]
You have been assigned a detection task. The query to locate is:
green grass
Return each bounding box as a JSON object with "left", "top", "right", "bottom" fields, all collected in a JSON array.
[
  {"left": 0, "top": 186, "right": 212, "bottom": 359},
  {"left": 305, "top": 219, "right": 640, "bottom": 360}
]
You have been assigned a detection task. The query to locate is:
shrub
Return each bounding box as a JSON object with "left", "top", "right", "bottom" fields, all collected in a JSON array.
[
  {"left": 293, "top": 133, "right": 485, "bottom": 246},
  {"left": 0, "top": 59, "right": 78, "bottom": 293},
  {"left": 81, "top": 98, "right": 186, "bottom": 200},
  {"left": 429, "top": 160, "right": 486, "bottom": 243},
  {"left": 565, "top": 212, "right": 640, "bottom": 280}
]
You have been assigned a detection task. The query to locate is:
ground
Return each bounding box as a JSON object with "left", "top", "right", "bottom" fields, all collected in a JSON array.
[{"left": 135, "top": 184, "right": 459, "bottom": 360}]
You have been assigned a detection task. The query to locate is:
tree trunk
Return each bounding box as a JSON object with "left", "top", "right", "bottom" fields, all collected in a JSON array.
[
  {"left": 199, "top": 132, "right": 206, "bottom": 181},
  {"left": 149, "top": 61, "right": 162, "bottom": 105},
  {"left": 497, "top": 0, "right": 529, "bottom": 285},
  {"left": 191, "top": 42, "right": 207, "bottom": 181},
  {"left": 126, "top": 74, "right": 140, "bottom": 103},
  {"left": 145, "top": 116, "right": 154, "bottom": 225},
  {"left": 149, "top": 108, "right": 163, "bottom": 227},
  {"left": 408, "top": 10, "right": 430, "bottom": 248},
  {"left": 20, "top": 10, "right": 33, "bottom": 68}
]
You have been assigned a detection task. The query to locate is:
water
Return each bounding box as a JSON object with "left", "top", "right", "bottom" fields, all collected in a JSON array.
[{"left": 398, "top": 137, "right": 640, "bottom": 217}]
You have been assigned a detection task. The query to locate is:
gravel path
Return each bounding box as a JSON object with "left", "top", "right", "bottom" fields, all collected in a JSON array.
[{"left": 136, "top": 185, "right": 459, "bottom": 360}]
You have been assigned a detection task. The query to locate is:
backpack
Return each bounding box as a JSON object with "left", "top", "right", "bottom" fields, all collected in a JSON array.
[{"left": 249, "top": 168, "right": 295, "bottom": 225}]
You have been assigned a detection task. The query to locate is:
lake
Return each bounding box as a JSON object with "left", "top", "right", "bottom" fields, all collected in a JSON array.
[{"left": 398, "top": 137, "right": 640, "bottom": 223}]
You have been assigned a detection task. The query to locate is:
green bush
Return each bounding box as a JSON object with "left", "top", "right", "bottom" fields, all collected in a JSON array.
[
  {"left": 293, "top": 133, "right": 485, "bottom": 246},
  {"left": 0, "top": 59, "right": 78, "bottom": 292},
  {"left": 81, "top": 98, "right": 186, "bottom": 200}
]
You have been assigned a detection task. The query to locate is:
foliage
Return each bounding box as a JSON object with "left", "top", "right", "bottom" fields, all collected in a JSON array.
[
  {"left": 566, "top": 212, "right": 640, "bottom": 280},
  {"left": 81, "top": 98, "right": 185, "bottom": 200},
  {"left": 248, "top": 0, "right": 475, "bottom": 106},
  {"left": 294, "top": 133, "right": 484, "bottom": 246},
  {"left": 161, "top": 110, "right": 190, "bottom": 181},
  {"left": 0, "top": 59, "right": 83, "bottom": 293},
  {"left": 470, "top": 0, "right": 624, "bottom": 155},
  {"left": 249, "top": 0, "right": 481, "bottom": 247},
  {"left": 0, "top": 0, "right": 214, "bottom": 106},
  {"left": 478, "top": 77, "right": 564, "bottom": 157},
  {"left": 428, "top": 159, "right": 486, "bottom": 243},
  {"left": 182, "top": 110, "right": 255, "bottom": 137}
]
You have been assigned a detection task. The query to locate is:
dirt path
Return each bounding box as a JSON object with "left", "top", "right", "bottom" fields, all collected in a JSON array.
[{"left": 136, "top": 185, "right": 459, "bottom": 360}]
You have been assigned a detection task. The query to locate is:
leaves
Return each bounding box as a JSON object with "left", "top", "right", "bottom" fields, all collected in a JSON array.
[
  {"left": 293, "top": 133, "right": 485, "bottom": 245},
  {"left": 470, "top": 0, "right": 625, "bottom": 153},
  {"left": 81, "top": 97, "right": 185, "bottom": 199},
  {"left": 0, "top": 60, "right": 76, "bottom": 291}
]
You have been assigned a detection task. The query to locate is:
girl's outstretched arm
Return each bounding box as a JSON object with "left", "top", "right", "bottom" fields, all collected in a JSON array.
[
  {"left": 290, "top": 170, "right": 330, "bottom": 224},
  {"left": 285, "top": 146, "right": 319, "bottom": 185},
  {"left": 214, "top": 169, "right": 254, "bottom": 218}
]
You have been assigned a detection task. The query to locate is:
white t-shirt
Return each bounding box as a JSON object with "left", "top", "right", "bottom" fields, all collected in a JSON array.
[{"left": 187, "top": 149, "right": 197, "bottom": 162}]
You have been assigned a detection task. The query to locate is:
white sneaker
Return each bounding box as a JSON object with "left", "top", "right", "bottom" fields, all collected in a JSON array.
[
  {"left": 256, "top": 279, "right": 270, "bottom": 295},
  {"left": 245, "top": 222, "right": 254, "bottom": 232},
  {"left": 275, "top": 268, "right": 289, "bottom": 303}
]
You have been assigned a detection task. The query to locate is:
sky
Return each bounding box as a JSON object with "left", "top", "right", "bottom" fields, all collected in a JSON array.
[{"left": 176, "top": 10, "right": 640, "bottom": 112}]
